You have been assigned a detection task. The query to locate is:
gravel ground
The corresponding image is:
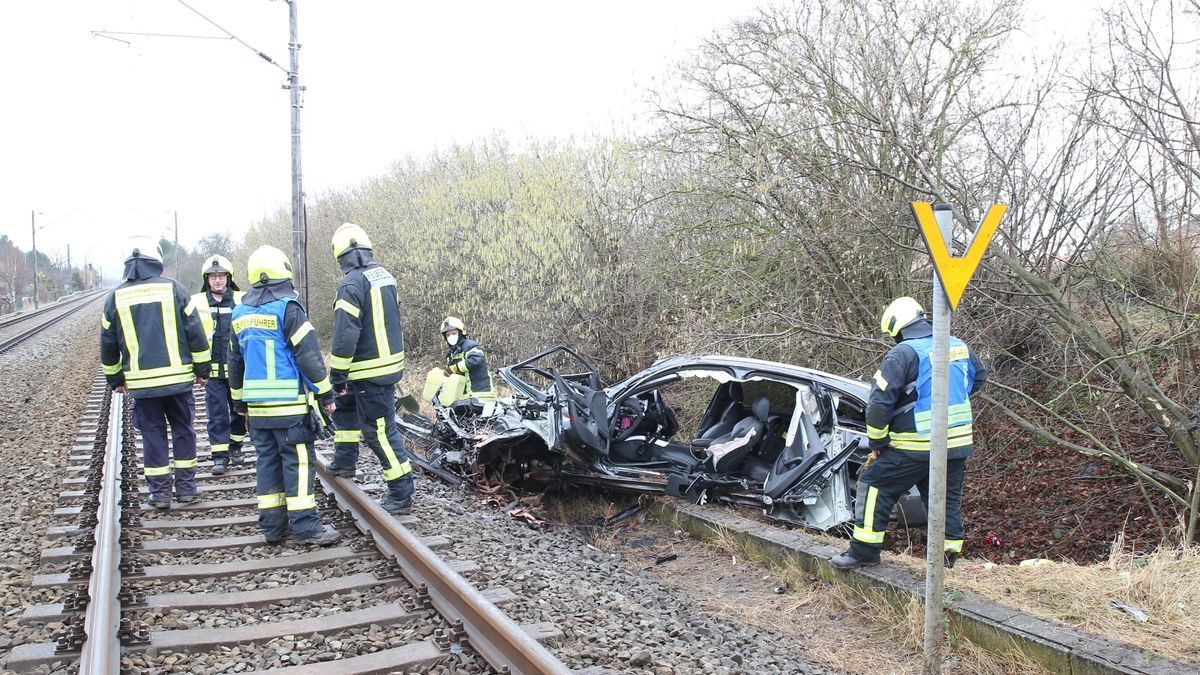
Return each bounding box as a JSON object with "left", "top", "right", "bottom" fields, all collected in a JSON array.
[
  {"left": 350, "top": 439, "right": 832, "bottom": 674},
  {"left": 0, "top": 307, "right": 102, "bottom": 667},
  {"left": 132, "top": 554, "right": 387, "bottom": 596}
]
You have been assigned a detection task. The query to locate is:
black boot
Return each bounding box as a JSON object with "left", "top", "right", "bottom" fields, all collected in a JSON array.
[
  {"left": 229, "top": 447, "right": 245, "bottom": 466},
  {"left": 291, "top": 524, "right": 341, "bottom": 546},
  {"left": 378, "top": 495, "right": 413, "bottom": 514},
  {"left": 831, "top": 549, "right": 880, "bottom": 569},
  {"left": 211, "top": 454, "right": 228, "bottom": 476},
  {"left": 326, "top": 462, "right": 356, "bottom": 478}
]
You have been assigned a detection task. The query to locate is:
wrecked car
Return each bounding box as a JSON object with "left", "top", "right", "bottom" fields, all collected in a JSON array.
[{"left": 401, "top": 346, "right": 924, "bottom": 531}]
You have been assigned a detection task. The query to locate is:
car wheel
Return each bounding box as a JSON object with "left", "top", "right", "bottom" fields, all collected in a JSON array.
[{"left": 894, "top": 494, "right": 927, "bottom": 527}]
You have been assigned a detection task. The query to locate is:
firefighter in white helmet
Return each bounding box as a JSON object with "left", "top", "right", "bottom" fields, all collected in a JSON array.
[
  {"left": 440, "top": 316, "right": 494, "bottom": 402},
  {"left": 187, "top": 255, "right": 247, "bottom": 475},
  {"left": 100, "top": 235, "right": 211, "bottom": 509},
  {"left": 831, "top": 297, "right": 988, "bottom": 569}
]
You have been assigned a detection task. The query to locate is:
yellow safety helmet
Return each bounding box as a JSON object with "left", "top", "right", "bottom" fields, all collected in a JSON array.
[
  {"left": 200, "top": 254, "right": 239, "bottom": 291},
  {"left": 880, "top": 297, "right": 925, "bottom": 337},
  {"left": 440, "top": 316, "right": 466, "bottom": 336},
  {"left": 246, "top": 245, "right": 293, "bottom": 284},
  {"left": 124, "top": 235, "right": 163, "bottom": 263},
  {"left": 331, "top": 223, "right": 372, "bottom": 260}
]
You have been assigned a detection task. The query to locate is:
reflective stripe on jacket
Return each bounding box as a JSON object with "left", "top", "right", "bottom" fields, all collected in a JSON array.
[
  {"left": 230, "top": 297, "right": 331, "bottom": 420},
  {"left": 330, "top": 261, "right": 406, "bottom": 386},
  {"left": 100, "top": 277, "right": 210, "bottom": 398},
  {"left": 865, "top": 322, "right": 987, "bottom": 460},
  {"left": 885, "top": 336, "right": 976, "bottom": 451},
  {"left": 446, "top": 338, "right": 494, "bottom": 401},
  {"left": 188, "top": 290, "right": 245, "bottom": 379}
]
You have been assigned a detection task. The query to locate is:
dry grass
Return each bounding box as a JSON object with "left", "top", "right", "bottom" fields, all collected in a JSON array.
[
  {"left": 699, "top": 526, "right": 1048, "bottom": 674},
  {"left": 882, "top": 537, "right": 1200, "bottom": 665}
]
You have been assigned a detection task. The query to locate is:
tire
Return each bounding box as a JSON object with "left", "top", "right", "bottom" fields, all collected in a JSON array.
[{"left": 894, "top": 493, "right": 927, "bottom": 527}]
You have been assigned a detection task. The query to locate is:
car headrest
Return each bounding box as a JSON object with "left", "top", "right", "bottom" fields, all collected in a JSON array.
[
  {"left": 752, "top": 396, "right": 770, "bottom": 421},
  {"left": 720, "top": 400, "right": 747, "bottom": 424}
]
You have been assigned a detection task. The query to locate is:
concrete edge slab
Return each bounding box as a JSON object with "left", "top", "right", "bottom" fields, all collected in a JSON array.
[{"left": 651, "top": 500, "right": 1195, "bottom": 675}]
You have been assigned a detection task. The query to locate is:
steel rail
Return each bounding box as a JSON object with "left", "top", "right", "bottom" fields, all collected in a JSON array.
[
  {"left": 316, "top": 458, "right": 572, "bottom": 675},
  {"left": 79, "top": 390, "right": 124, "bottom": 674},
  {"left": 0, "top": 291, "right": 106, "bottom": 353},
  {"left": 0, "top": 289, "right": 106, "bottom": 329}
]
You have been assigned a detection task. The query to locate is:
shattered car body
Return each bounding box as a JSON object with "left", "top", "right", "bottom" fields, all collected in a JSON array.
[{"left": 403, "top": 346, "right": 920, "bottom": 531}]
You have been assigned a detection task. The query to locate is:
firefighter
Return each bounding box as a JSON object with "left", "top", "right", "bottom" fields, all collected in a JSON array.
[
  {"left": 100, "top": 235, "right": 211, "bottom": 509},
  {"left": 324, "top": 223, "right": 416, "bottom": 514},
  {"left": 440, "top": 316, "right": 495, "bottom": 402},
  {"left": 188, "top": 255, "right": 247, "bottom": 475},
  {"left": 228, "top": 245, "right": 339, "bottom": 546},
  {"left": 831, "top": 296, "right": 988, "bottom": 569}
]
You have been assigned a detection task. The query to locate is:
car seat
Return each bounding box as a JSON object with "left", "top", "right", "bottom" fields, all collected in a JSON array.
[{"left": 705, "top": 396, "right": 770, "bottom": 473}]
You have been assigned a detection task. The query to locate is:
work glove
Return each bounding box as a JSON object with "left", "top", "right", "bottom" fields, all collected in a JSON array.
[{"left": 318, "top": 392, "right": 336, "bottom": 416}]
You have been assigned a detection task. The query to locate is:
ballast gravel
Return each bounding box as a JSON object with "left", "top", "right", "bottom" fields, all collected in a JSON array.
[
  {"left": 0, "top": 307, "right": 103, "bottom": 669},
  {"left": 350, "top": 443, "right": 831, "bottom": 674}
]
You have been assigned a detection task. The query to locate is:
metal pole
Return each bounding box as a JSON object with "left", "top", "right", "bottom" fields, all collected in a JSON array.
[
  {"left": 922, "top": 202, "right": 955, "bottom": 674},
  {"left": 174, "top": 210, "right": 180, "bottom": 280},
  {"left": 31, "top": 210, "right": 39, "bottom": 310},
  {"left": 288, "top": 0, "right": 307, "bottom": 307}
]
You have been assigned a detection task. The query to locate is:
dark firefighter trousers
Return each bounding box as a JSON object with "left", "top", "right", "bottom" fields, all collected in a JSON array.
[
  {"left": 205, "top": 377, "right": 246, "bottom": 461},
  {"left": 132, "top": 392, "right": 199, "bottom": 502},
  {"left": 252, "top": 424, "right": 322, "bottom": 540},
  {"left": 848, "top": 450, "right": 966, "bottom": 561},
  {"left": 330, "top": 383, "right": 415, "bottom": 501}
]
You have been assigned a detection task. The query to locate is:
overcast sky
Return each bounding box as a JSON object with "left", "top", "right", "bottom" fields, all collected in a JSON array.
[{"left": 0, "top": 0, "right": 1099, "bottom": 278}]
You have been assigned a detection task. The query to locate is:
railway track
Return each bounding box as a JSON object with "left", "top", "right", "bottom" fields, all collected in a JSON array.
[
  {"left": 0, "top": 291, "right": 107, "bottom": 354},
  {"left": 7, "top": 376, "right": 572, "bottom": 674}
]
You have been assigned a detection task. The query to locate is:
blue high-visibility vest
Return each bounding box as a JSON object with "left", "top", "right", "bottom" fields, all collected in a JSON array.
[
  {"left": 232, "top": 298, "right": 306, "bottom": 403},
  {"left": 890, "top": 336, "right": 976, "bottom": 451}
]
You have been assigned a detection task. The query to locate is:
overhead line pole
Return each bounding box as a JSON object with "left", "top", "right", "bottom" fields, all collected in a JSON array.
[
  {"left": 103, "top": 2, "right": 307, "bottom": 303},
  {"left": 31, "top": 211, "right": 40, "bottom": 310},
  {"left": 287, "top": 0, "right": 307, "bottom": 307},
  {"left": 174, "top": 210, "right": 180, "bottom": 279}
]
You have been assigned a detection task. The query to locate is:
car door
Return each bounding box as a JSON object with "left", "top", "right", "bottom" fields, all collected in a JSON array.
[{"left": 551, "top": 369, "right": 611, "bottom": 458}]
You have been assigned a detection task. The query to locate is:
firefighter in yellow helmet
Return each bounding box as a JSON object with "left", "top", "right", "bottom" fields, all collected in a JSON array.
[
  {"left": 228, "top": 245, "right": 339, "bottom": 546},
  {"left": 440, "top": 316, "right": 495, "bottom": 403},
  {"left": 187, "top": 255, "right": 248, "bottom": 475},
  {"left": 325, "top": 224, "right": 416, "bottom": 514},
  {"left": 100, "top": 235, "right": 211, "bottom": 509},
  {"left": 831, "top": 297, "right": 988, "bottom": 569}
]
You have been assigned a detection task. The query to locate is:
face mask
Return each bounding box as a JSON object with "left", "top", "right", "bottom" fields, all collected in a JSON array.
[{"left": 446, "top": 334, "right": 459, "bottom": 346}]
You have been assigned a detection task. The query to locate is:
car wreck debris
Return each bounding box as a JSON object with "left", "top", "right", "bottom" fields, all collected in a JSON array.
[{"left": 402, "top": 346, "right": 929, "bottom": 532}]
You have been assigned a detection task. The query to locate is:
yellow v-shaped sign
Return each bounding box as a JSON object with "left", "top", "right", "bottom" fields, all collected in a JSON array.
[{"left": 911, "top": 202, "right": 1006, "bottom": 310}]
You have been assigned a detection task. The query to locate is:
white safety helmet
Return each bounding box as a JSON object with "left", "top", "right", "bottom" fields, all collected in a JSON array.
[
  {"left": 200, "top": 254, "right": 239, "bottom": 291},
  {"left": 440, "top": 316, "right": 467, "bottom": 336},
  {"left": 880, "top": 297, "right": 925, "bottom": 337},
  {"left": 124, "top": 235, "right": 163, "bottom": 263}
]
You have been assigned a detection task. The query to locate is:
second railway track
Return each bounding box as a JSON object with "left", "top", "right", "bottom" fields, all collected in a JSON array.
[
  {"left": 0, "top": 291, "right": 107, "bottom": 354},
  {"left": 7, "top": 375, "right": 572, "bottom": 674}
]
